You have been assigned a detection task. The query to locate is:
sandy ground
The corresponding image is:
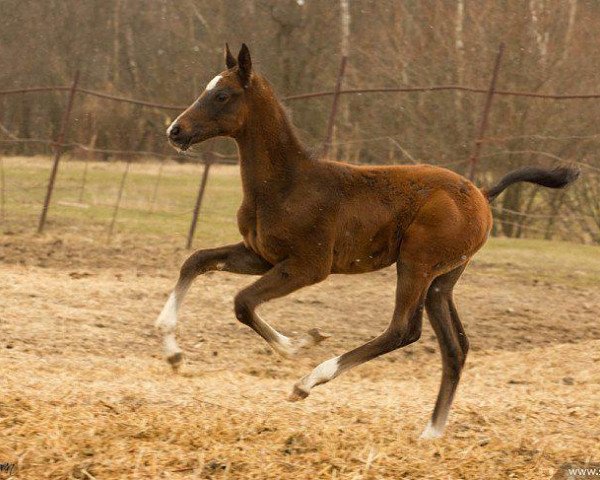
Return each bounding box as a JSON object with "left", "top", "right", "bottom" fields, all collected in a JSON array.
[{"left": 0, "top": 232, "right": 599, "bottom": 479}]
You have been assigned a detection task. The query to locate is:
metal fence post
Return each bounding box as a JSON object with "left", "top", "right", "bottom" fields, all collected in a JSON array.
[
  {"left": 0, "top": 156, "right": 5, "bottom": 224},
  {"left": 150, "top": 157, "right": 166, "bottom": 212},
  {"left": 467, "top": 44, "right": 504, "bottom": 181},
  {"left": 37, "top": 70, "right": 80, "bottom": 233},
  {"left": 186, "top": 152, "right": 213, "bottom": 249},
  {"left": 107, "top": 158, "right": 132, "bottom": 240},
  {"left": 322, "top": 55, "right": 348, "bottom": 157},
  {"left": 77, "top": 159, "right": 89, "bottom": 203}
]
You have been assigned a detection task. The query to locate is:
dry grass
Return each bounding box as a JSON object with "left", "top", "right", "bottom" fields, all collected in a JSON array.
[{"left": 1, "top": 230, "right": 599, "bottom": 479}]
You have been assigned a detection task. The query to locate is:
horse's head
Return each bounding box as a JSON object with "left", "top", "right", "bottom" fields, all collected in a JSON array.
[{"left": 167, "top": 44, "right": 256, "bottom": 151}]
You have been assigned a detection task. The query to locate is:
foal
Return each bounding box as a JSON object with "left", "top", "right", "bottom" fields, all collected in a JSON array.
[{"left": 156, "top": 44, "right": 579, "bottom": 439}]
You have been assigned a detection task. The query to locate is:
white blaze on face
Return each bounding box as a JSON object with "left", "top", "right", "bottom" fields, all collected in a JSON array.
[
  {"left": 205, "top": 74, "right": 222, "bottom": 91},
  {"left": 166, "top": 112, "right": 185, "bottom": 138},
  {"left": 166, "top": 120, "right": 177, "bottom": 137},
  {"left": 166, "top": 74, "right": 222, "bottom": 137}
]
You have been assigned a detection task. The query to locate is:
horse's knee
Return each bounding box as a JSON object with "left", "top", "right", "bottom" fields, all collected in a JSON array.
[
  {"left": 401, "top": 322, "right": 422, "bottom": 346},
  {"left": 233, "top": 292, "right": 254, "bottom": 326},
  {"left": 388, "top": 320, "right": 422, "bottom": 349},
  {"left": 389, "top": 300, "right": 424, "bottom": 348}
]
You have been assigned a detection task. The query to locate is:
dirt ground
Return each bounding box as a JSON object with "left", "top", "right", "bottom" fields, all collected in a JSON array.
[{"left": 0, "top": 231, "right": 599, "bottom": 479}]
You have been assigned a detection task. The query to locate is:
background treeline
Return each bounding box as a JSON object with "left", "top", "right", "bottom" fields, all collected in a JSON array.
[{"left": 0, "top": 0, "right": 598, "bottom": 241}]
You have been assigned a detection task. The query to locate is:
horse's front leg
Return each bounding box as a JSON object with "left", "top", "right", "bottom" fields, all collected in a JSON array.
[
  {"left": 155, "top": 242, "right": 271, "bottom": 370},
  {"left": 233, "top": 256, "right": 332, "bottom": 358}
]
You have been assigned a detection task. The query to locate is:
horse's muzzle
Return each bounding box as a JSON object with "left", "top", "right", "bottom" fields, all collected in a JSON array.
[{"left": 167, "top": 123, "right": 192, "bottom": 151}]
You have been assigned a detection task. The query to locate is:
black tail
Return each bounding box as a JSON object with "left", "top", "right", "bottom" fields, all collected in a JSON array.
[{"left": 484, "top": 165, "right": 580, "bottom": 202}]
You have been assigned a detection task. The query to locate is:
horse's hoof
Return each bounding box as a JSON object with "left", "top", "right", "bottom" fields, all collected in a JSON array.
[
  {"left": 167, "top": 352, "right": 184, "bottom": 372},
  {"left": 287, "top": 385, "right": 310, "bottom": 402},
  {"left": 419, "top": 422, "right": 443, "bottom": 440},
  {"left": 306, "top": 328, "right": 331, "bottom": 345}
]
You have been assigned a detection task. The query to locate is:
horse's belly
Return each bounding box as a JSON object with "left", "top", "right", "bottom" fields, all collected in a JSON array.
[{"left": 331, "top": 222, "right": 401, "bottom": 274}]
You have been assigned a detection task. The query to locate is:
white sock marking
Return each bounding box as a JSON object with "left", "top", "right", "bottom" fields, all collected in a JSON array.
[
  {"left": 155, "top": 292, "right": 178, "bottom": 331},
  {"left": 206, "top": 74, "right": 222, "bottom": 91},
  {"left": 156, "top": 292, "right": 183, "bottom": 358},
  {"left": 257, "top": 313, "right": 295, "bottom": 357},
  {"left": 302, "top": 357, "right": 340, "bottom": 390},
  {"left": 164, "top": 333, "right": 181, "bottom": 357},
  {"left": 419, "top": 420, "right": 443, "bottom": 439},
  {"left": 274, "top": 330, "right": 293, "bottom": 349}
]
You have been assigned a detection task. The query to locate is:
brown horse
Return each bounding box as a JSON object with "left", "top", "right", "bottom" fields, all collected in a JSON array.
[{"left": 156, "top": 44, "right": 579, "bottom": 439}]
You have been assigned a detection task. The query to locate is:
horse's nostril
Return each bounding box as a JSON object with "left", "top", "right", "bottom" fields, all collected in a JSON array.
[{"left": 170, "top": 125, "right": 181, "bottom": 137}]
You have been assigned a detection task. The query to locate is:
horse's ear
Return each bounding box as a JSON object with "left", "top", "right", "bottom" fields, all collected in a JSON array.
[
  {"left": 237, "top": 43, "right": 252, "bottom": 87},
  {"left": 225, "top": 43, "right": 237, "bottom": 69}
]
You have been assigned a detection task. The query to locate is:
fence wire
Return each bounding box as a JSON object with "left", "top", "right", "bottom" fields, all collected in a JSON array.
[{"left": 1, "top": 64, "right": 599, "bottom": 245}]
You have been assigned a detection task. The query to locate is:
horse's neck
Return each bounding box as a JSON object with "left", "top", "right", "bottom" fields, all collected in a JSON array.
[{"left": 235, "top": 99, "right": 311, "bottom": 202}]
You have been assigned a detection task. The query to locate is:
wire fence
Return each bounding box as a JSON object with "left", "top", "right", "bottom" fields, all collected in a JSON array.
[{"left": 1, "top": 44, "right": 599, "bottom": 246}]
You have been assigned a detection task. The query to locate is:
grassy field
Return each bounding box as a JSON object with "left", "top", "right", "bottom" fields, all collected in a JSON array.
[
  {"left": 1, "top": 156, "right": 599, "bottom": 479},
  {"left": 1, "top": 155, "right": 243, "bottom": 246},
  {"left": 2, "top": 155, "right": 596, "bottom": 250}
]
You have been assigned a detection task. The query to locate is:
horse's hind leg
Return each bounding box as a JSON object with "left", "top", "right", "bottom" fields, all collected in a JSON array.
[
  {"left": 420, "top": 265, "right": 469, "bottom": 439},
  {"left": 289, "top": 261, "right": 430, "bottom": 401},
  {"left": 155, "top": 242, "right": 271, "bottom": 370}
]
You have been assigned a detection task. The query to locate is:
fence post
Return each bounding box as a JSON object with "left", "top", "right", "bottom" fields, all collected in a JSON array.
[
  {"left": 467, "top": 43, "right": 504, "bottom": 181},
  {"left": 186, "top": 152, "right": 213, "bottom": 249},
  {"left": 78, "top": 156, "right": 89, "bottom": 203},
  {"left": 0, "top": 156, "right": 5, "bottom": 224},
  {"left": 150, "top": 157, "right": 167, "bottom": 212},
  {"left": 107, "top": 158, "right": 131, "bottom": 240},
  {"left": 322, "top": 55, "right": 348, "bottom": 157},
  {"left": 37, "top": 70, "right": 80, "bottom": 233}
]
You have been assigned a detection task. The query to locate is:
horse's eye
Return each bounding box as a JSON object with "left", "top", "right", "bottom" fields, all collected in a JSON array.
[{"left": 215, "top": 92, "right": 229, "bottom": 103}]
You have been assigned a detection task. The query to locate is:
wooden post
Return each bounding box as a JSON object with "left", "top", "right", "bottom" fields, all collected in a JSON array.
[
  {"left": 467, "top": 44, "right": 504, "bottom": 181},
  {"left": 37, "top": 71, "right": 80, "bottom": 233},
  {"left": 322, "top": 55, "right": 348, "bottom": 157},
  {"left": 107, "top": 158, "right": 131, "bottom": 240},
  {"left": 186, "top": 152, "right": 213, "bottom": 249}
]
